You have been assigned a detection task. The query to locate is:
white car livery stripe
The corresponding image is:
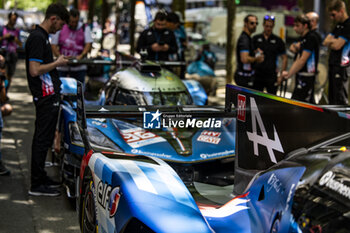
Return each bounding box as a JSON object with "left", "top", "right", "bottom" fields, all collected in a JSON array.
[
  {"left": 200, "top": 198, "right": 249, "bottom": 218},
  {"left": 90, "top": 153, "right": 196, "bottom": 209},
  {"left": 117, "top": 160, "right": 158, "bottom": 194},
  {"left": 156, "top": 165, "right": 193, "bottom": 206}
]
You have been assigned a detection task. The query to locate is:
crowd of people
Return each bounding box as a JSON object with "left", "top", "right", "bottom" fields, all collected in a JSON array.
[
  {"left": 0, "top": 1, "right": 349, "bottom": 199},
  {"left": 235, "top": 0, "right": 350, "bottom": 105}
]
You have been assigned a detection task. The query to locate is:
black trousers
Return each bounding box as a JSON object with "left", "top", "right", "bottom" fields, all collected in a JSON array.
[
  {"left": 234, "top": 72, "right": 254, "bottom": 88},
  {"left": 328, "top": 65, "right": 348, "bottom": 105},
  {"left": 253, "top": 73, "right": 278, "bottom": 94},
  {"left": 31, "top": 95, "right": 59, "bottom": 188},
  {"left": 292, "top": 74, "right": 315, "bottom": 104}
]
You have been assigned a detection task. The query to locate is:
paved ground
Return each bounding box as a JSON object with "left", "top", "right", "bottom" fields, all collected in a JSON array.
[{"left": 0, "top": 60, "right": 79, "bottom": 233}]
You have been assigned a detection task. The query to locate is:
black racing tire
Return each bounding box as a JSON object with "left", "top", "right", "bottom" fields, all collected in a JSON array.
[{"left": 81, "top": 179, "right": 97, "bottom": 233}]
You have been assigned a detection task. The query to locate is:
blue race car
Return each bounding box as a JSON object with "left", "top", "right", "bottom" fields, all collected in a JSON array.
[
  {"left": 57, "top": 59, "right": 227, "bottom": 198},
  {"left": 226, "top": 85, "right": 350, "bottom": 232},
  {"left": 76, "top": 82, "right": 305, "bottom": 233},
  {"left": 76, "top": 83, "right": 350, "bottom": 233}
]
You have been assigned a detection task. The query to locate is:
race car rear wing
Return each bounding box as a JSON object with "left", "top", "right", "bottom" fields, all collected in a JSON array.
[
  {"left": 68, "top": 52, "right": 186, "bottom": 70},
  {"left": 225, "top": 84, "right": 350, "bottom": 194}
]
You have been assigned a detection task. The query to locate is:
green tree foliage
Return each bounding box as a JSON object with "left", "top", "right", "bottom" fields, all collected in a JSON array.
[{"left": 9, "top": 0, "right": 60, "bottom": 11}]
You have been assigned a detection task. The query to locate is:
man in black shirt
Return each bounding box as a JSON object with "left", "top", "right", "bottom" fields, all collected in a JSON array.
[
  {"left": 282, "top": 15, "right": 319, "bottom": 103},
  {"left": 323, "top": 0, "right": 350, "bottom": 104},
  {"left": 253, "top": 15, "right": 287, "bottom": 94},
  {"left": 235, "top": 14, "right": 264, "bottom": 88},
  {"left": 136, "top": 11, "right": 177, "bottom": 61},
  {"left": 307, "top": 12, "right": 322, "bottom": 45},
  {"left": 26, "top": 3, "right": 69, "bottom": 196}
]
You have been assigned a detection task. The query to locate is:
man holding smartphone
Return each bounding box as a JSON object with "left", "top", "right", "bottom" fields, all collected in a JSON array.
[{"left": 136, "top": 11, "right": 177, "bottom": 61}]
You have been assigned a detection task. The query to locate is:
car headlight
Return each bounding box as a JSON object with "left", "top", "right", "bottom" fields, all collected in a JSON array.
[{"left": 69, "top": 122, "right": 123, "bottom": 152}]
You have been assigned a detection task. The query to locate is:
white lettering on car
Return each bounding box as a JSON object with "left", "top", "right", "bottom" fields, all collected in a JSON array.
[{"left": 319, "top": 171, "right": 350, "bottom": 200}]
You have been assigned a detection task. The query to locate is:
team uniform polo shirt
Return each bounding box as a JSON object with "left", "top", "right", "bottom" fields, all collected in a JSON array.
[
  {"left": 25, "top": 25, "right": 61, "bottom": 99},
  {"left": 310, "top": 29, "right": 322, "bottom": 46},
  {"left": 253, "top": 33, "right": 286, "bottom": 77},
  {"left": 235, "top": 31, "right": 255, "bottom": 77},
  {"left": 136, "top": 27, "right": 178, "bottom": 61},
  {"left": 329, "top": 18, "right": 350, "bottom": 67},
  {"left": 297, "top": 31, "right": 319, "bottom": 76}
]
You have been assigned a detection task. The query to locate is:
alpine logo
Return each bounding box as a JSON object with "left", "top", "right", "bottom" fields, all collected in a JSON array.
[
  {"left": 246, "top": 97, "right": 284, "bottom": 164},
  {"left": 319, "top": 171, "right": 350, "bottom": 200},
  {"left": 237, "top": 94, "right": 246, "bottom": 122}
]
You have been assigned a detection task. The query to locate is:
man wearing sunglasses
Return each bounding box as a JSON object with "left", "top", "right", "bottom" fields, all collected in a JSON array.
[
  {"left": 323, "top": 0, "right": 350, "bottom": 104},
  {"left": 281, "top": 15, "right": 319, "bottom": 103},
  {"left": 252, "top": 15, "right": 287, "bottom": 94},
  {"left": 234, "top": 14, "right": 264, "bottom": 88}
]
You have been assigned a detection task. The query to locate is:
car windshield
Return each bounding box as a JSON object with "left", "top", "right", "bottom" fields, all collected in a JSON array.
[{"left": 113, "top": 88, "right": 193, "bottom": 105}]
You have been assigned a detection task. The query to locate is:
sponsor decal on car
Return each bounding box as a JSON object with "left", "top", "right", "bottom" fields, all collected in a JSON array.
[
  {"left": 97, "top": 181, "right": 112, "bottom": 210},
  {"left": 197, "top": 130, "right": 221, "bottom": 144},
  {"left": 109, "top": 186, "right": 121, "bottom": 218},
  {"left": 267, "top": 173, "right": 282, "bottom": 193},
  {"left": 319, "top": 171, "right": 350, "bottom": 200},
  {"left": 200, "top": 150, "right": 235, "bottom": 159},
  {"left": 97, "top": 180, "right": 121, "bottom": 218},
  {"left": 237, "top": 94, "right": 246, "bottom": 122},
  {"left": 92, "top": 118, "right": 107, "bottom": 128},
  {"left": 121, "top": 128, "right": 166, "bottom": 148},
  {"left": 130, "top": 149, "right": 172, "bottom": 158}
]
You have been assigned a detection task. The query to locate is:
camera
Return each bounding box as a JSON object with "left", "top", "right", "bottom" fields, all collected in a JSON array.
[{"left": 158, "top": 40, "right": 165, "bottom": 46}]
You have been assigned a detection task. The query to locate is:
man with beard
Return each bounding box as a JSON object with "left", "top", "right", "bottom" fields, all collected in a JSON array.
[
  {"left": 136, "top": 11, "right": 177, "bottom": 61},
  {"left": 253, "top": 15, "right": 287, "bottom": 94},
  {"left": 51, "top": 8, "right": 93, "bottom": 84},
  {"left": 235, "top": 14, "right": 264, "bottom": 88},
  {"left": 323, "top": 0, "right": 350, "bottom": 104},
  {"left": 25, "top": 3, "right": 69, "bottom": 196}
]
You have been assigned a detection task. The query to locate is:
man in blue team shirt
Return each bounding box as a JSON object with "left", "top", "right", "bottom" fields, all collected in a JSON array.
[
  {"left": 323, "top": 0, "right": 350, "bottom": 104},
  {"left": 281, "top": 15, "right": 319, "bottom": 103}
]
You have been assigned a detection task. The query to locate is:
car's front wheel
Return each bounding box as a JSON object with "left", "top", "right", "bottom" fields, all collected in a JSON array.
[{"left": 81, "top": 180, "right": 97, "bottom": 233}]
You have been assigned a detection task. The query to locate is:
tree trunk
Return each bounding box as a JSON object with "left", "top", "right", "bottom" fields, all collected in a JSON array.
[
  {"left": 129, "top": 0, "right": 136, "bottom": 55},
  {"left": 101, "top": 0, "right": 110, "bottom": 49},
  {"left": 115, "top": 0, "right": 121, "bottom": 51},
  {"left": 172, "top": 0, "right": 186, "bottom": 21},
  {"left": 73, "top": 0, "right": 79, "bottom": 9},
  {"left": 88, "top": 0, "right": 96, "bottom": 24},
  {"left": 226, "top": 0, "right": 236, "bottom": 84}
]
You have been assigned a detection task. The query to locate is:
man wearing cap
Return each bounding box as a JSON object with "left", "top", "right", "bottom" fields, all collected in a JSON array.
[{"left": 252, "top": 15, "right": 287, "bottom": 94}]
